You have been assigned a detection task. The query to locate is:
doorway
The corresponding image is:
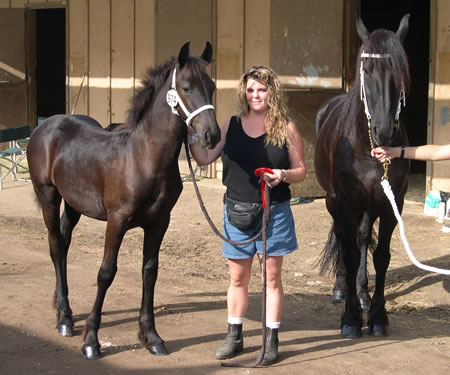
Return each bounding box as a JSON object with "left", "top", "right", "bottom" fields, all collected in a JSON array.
[
  {"left": 361, "top": 0, "right": 430, "bottom": 174},
  {"left": 31, "top": 8, "right": 66, "bottom": 123}
]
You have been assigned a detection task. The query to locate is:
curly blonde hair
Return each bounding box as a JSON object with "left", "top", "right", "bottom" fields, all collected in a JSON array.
[{"left": 238, "top": 65, "right": 290, "bottom": 148}]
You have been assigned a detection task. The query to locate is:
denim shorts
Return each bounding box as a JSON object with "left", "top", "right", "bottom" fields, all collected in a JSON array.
[{"left": 222, "top": 200, "right": 298, "bottom": 259}]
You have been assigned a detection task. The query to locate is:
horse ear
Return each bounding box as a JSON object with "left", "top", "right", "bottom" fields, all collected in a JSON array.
[
  {"left": 201, "top": 41, "right": 213, "bottom": 64},
  {"left": 178, "top": 41, "right": 191, "bottom": 69},
  {"left": 396, "top": 14, "right": 410, "bottom": 43},
  {"left": 356, "top": 15, "right": 369, "bottom": 42}
]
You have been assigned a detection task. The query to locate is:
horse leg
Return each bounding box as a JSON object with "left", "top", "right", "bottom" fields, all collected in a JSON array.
[
  {"left": 325, "top": 197, "right": 362, "bottom": 337},
  {"left": 355, "top": 212, "right": 376, "bottom": 311},
  {"left": 82, "top": 214, "right": 126, "bottom": 359},
  {"left": 368, "top": 215, "right": 395, "bottom": 336},
  {"left": 324, "top": 198, "right": 347, "bottom": 303},
  {"left": 333, "top": 214, "right": 374, "bottom": 311},
  {"left": 336, "top": 218, "right": 363, "bottom": 339},
  {"left": 138, "top": 215, "right": 171, "bottom": 356},
  {"left": 332, "top": 238, "right": 346, "bottom": 303},
  {"left": 355, "top": 255, "right": 369, "bottom": 311},
  {"left": 35, "top": 186, "right": 76, "bottom": 336},
  {"left": 52, "top": 202, "right": 81, "bottom": 336}
]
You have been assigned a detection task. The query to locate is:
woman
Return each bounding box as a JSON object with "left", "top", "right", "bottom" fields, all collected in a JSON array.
[
  {"left": 371, "top": 144, "right": 450, "bottom": 162},
  {"left": 189, "top": 65, "right": 306, "bottom": 365}
]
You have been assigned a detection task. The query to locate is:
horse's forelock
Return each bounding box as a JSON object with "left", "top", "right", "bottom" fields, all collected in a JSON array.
[
  {"left": 356, "top": 29, "right": 410, "bottom": 93},
  {"left": 181, "top": 56, "right": 209, "bottom": 79},
  {"left": 372, "top": 30, "right": 410, "bottom": 90}
]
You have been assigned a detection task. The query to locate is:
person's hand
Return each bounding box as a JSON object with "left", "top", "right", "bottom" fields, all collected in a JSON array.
[
  {"left": 264, "top": 169, "right": 285, "bottom": 187},
  {"left": 371, "top": 147, "right": 390, "bottom": 163}
]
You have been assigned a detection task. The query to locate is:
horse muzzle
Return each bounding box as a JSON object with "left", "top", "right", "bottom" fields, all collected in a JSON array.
[
  {"left": 371, "top": 120, "right": 399, "bottom": 147},
  {"left": 197, "top": 121, "right": 221, "bottom": 149}
]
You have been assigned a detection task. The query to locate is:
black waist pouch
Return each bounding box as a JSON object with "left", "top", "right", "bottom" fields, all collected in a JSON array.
[{"left": 225, "top": 194, "right": 263, "bottom": 231}]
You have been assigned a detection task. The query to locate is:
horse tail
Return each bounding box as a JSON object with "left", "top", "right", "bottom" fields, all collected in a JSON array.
[
  {"left": 317, "top": 224, "right": 339, "bottom": 276},
  {"left": 28, "top": 182, "right": 42, "bottom": 209},
  {"left": 317, "top": 223, "right": 378, "bottom": 274},
  {"left": 33, "top": 194, "right": 41, "bottom": 209}
]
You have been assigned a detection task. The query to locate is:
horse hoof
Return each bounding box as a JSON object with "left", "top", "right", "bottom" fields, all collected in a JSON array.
[
  {"left": 341, "top": 325, "right": 362, "bottom": 339},
  {"left": 369, "top": 324, "right": 387, "bottom": 337},
  {"left": 147, "top": 342, "right": 169, "bottom": 356},
  {"left": 57, "top": 324, "right": 74, "bottom": 337},
  {"left": 82, "top": 344, "right": 101, "bottom": 360},
  {"left": 332, "top": 289, "right": 344, "bottom": 303}
]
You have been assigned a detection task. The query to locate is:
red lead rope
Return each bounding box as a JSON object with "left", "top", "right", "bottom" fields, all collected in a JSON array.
[{"left": 254, "top": 167, "right": 274, "bottom": 208}]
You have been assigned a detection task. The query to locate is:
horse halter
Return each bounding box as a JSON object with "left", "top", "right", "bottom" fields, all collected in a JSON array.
[
  {"left": 359, "top": 51, "right": 406, "bottom": 149},
  {"left": 166, "top": 68, "right": 215, "bottom": 127}
]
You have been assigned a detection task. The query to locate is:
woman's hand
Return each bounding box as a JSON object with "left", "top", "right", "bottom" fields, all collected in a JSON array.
[
  {"left": 371, "top": 147, "right": 392, "bottom": 162},
  {"left": 370, "top": 147, "right": 401, "bottom": 163},
  {"left": 263, "top": 169, "right": 287, "bottom": 188}
]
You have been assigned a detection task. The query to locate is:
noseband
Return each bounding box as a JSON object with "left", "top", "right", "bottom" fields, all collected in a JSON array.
[
  {"left": 360, "top": 51, "right": 406, "bottom": 149},
  {"left": 166, "top": 68, "right": 215, "bottom": 127}
]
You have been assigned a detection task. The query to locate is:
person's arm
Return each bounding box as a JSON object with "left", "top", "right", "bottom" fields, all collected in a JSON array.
[
  {"left": 371, "top": 144, "right": 450, "bottom": 162},
  {"left": 189, "top": 118, "right": 230, "bottom": 166},
  {"left": 264, "top": 122, "right": 307, "bottom": 186}
]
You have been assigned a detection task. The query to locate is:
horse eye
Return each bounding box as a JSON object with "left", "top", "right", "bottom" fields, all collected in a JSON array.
[{"left": 182, "top": 87, "right": 189, "bottom": 93}]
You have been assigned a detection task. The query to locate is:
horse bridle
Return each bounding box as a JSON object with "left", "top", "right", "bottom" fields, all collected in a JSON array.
[
  {"left": 359, "top": 51, "right": 406, "bottom": 150},
  {"left": 166, "top": 68, "right": 215, "bottom": 126}
]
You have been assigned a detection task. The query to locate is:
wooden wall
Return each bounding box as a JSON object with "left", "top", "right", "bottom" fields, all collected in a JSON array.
[
  {"left": 0, "top": 7, "right": 27, "bottom": 129},
  {"left": 68, "top": 0, "right": 156, "bottom": 126},
  {"left": 1, "top": 0, "right": 448, "bottom": 194},
  {"left": 429, "top": 0, "right": 450, "bottom": 192},
  {"left": 68, "top": 0, "right": 214, "bottom": 126}
]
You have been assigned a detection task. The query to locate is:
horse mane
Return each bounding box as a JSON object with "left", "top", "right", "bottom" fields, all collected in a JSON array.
[
  {"left": 342, "top": 28, "right": 411, "bottom": 126},
  {"left": 125, "top": 55, "right": 209, "bottom": 129},
  {"left": 126, "top": 57, "right": 177, "bottom": 128}
]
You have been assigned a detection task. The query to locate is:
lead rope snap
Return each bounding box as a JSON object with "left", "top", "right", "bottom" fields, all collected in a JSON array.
[{"left": 381, "top": 159, "right": 391, "bottom": 180}]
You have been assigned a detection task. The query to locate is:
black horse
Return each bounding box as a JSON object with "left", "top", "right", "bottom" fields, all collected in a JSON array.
[
  {"left": 314, "top": 15, "right": 411, "bottom": 338},
  {"left": 26, "top": 42, "right": 220, "bottom": 359}
]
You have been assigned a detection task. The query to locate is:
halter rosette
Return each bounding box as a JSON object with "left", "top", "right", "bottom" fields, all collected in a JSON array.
[
  {"left": 166, "top": 68, "right": 215, "bottom": 126},
  {"left": 254, "top": 167, "right": 274, "bottom": 208}
]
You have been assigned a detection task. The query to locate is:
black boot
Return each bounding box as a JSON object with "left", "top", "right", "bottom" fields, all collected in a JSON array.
[
  {"left": 256, "top": 327, "right": 279, "bottom": 365},
  {"left": 215, "top": 323, "right": 244, "bottom": 359}
]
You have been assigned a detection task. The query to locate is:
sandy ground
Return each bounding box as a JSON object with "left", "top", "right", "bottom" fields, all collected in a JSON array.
[{"left": 0, "top": 175, "right": 449, "bottom": 375}]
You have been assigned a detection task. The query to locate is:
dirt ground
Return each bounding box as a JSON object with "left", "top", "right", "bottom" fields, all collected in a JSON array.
[{"left": 0, "top": 175, "right": 449, "bottom": 375}]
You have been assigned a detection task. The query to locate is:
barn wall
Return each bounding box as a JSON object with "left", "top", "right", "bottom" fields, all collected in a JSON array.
[
  {"left": 215, "top": 0, "right": 243, "bottom": 125},
  {"left": 1, "top": 0, "right": 449, "bottom": 194},
  {"left": 429, "top": 0, "right": 450, "bottom": 192},
  {"left": 214, "top": 0, "right": 347, "bottom": 197},
  {"left": 68, "top": 0, "right": 156, "bottom": 126},
  {"left": 213, "top": 0, "right": 243, "bottom": 179},
  {"left": 0, "top": 7, "right": 27, "bottom": 129},
  {"left": 68, "top": 0, "right": 214, "bottom": 127},
  {"left": 0, "top": 0, "right": 154, "bottom": 126}
]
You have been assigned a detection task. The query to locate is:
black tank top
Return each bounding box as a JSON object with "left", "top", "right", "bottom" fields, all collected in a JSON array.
[{"left": 221, "top": 116, "right": 291, "bottom": 203}]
